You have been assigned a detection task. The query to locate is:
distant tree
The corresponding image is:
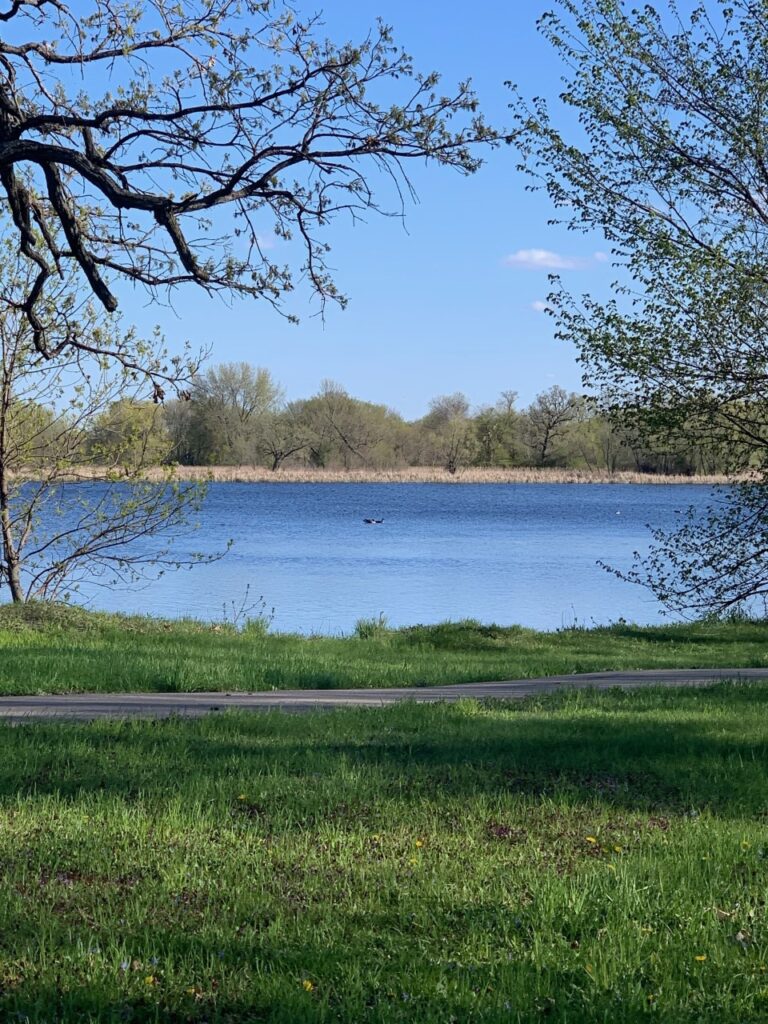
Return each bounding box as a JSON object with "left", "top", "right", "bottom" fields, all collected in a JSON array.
[
  {"left": 0, "top": 0, "right": 498, "bottom": 391},
  {"left": 258, "top": 401, "right": 316, "bottom": 472},
  {"left": 565, "top": 404, "right": 628, "bottom": 473},
  {"left": 87, "top": 400, "right": 172, "bottom": 471},
  {"left": 421, "top": 392, "right": 476, "bottom": 474},
  {"left": 511, "top": 0, "right": 768, "bottom": 612},
  {"left": 299, "top": 381, "right": 402, "bottom": 469},
  {"left": 520, "top": 386, "right": 579, "bottom": 467},
  {"left": 187, "top": 364, "right": 283, "bottom": 465},
  {"left": 473, "top": 407, "right": 505, "bottom": 466},
  {"left": 164, "top": 398, "right": 207, "bottom": 467},
  {"left": 473, "top": 390, "right": 521, "bottom": 466}
]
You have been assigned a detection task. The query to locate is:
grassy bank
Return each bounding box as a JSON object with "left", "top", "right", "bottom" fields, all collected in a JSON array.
[
  {"left": 0, "top": 604, "right": 766, "bottom": 695},
  {"left": 0, "top": 685, "right": 766, "bottom": 1021}
]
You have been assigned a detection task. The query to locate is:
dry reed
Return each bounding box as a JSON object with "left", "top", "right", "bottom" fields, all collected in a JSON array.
[
  {"left": 126, "top": 465, "right": 735, "bottom": 485},
  {"left": 9, "top": 465, "right": 741, "bottom": 485}
]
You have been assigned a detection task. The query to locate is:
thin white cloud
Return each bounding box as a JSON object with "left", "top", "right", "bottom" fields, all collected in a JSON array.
[
  {"left": 531, "top": 300, "right": 550, "bottom": 313},
  {"left": 506, "top": 248, "right": 611, "bottom": 271},
  {"left": 505, "top": 248, "right": 584, "bottom": 271}
]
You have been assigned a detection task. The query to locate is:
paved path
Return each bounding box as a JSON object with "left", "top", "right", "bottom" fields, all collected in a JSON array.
[{"left": 0, "top": 668, "right": 767, "bottom": 721}]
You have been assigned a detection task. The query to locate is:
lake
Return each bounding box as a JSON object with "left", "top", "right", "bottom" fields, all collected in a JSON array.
[{"left": 65, "top": 482, "right": 714, "bottom": 633}]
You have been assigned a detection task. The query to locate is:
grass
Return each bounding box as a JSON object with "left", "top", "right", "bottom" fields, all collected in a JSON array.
[
  {"left": 0, "top": 684, "right": 766, "bottom": 1021},
  {"left": 0, "top": 603, "right": 766, "bottom": 695},
  {"left": 15, "top": 465, "right": 738, "bottom": 484}
]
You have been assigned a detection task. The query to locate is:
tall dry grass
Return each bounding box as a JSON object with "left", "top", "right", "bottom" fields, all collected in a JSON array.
[
  {"left": 130, "top": 465, "right": 735, "bottom": 485},
  {"left": 9, "top": 464, "right": 741, "bottom": 484}
]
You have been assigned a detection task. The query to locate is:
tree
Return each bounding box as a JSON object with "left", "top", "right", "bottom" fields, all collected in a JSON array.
[
  {"left": 566, "top": 403, "right": 640, "bottom": 474},
  {"left": 0, "top": 238, "right": 207, "bottom": 603},
  {"left": 520, "top": 386, "right": 579, "bottom": 467},
  {"left": 473, "top": 390, "right": 521, "bottom": 467},
  {"left": 185, "top": 363, "right": 283, "bottom": 465},
  {"left": 163, "top": 397, "right": 208, "bottom": 467},
  {"left": 606, "top": 483, "right": 768, "bottom": 616},
  {"left": 512, "top": 0, "right": 768, "bottom": 612},
  {"left": 421, "top": 392, "right": 475, "bottom": 473},
  {"left": 87, "top": 399, "right": 172, "bottom": 470},
  {"left": 299, "top": 381, "right": 402, "bottom": 469},
  {"left": 0, "top": 0, "right": 498, "bottom": 388},
  {"left": 258, "top": 401, "right": 316, "bottom": 471}
]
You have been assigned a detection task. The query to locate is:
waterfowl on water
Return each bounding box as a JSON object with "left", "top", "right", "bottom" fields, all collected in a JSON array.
[{"left": 362, "top": 518, "right": 384, "bottom": 524}]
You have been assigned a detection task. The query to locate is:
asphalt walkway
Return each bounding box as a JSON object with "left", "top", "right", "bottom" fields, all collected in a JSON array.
[{"left": 0, "top": 667, "right": 766, "bottom": 720}]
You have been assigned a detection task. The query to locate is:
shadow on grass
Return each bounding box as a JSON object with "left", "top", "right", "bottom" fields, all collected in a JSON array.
[
  {"left": 0, "top": 684, "right": 766, "bottom": 817},
  {"left": 585, "top": 621, "right": 768, "bottom": 647},
  {"left": 396, "top": 620, "right": 532, "bottom": 650},
  {"left": 0, "top": 687, "right": 766, "bottom": 1021}
]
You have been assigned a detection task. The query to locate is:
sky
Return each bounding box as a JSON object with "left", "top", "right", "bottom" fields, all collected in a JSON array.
[{"left": 125, "top": 0, "right": 617, "bottom": 420}]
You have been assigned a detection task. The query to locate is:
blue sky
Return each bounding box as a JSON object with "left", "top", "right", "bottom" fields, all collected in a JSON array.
[{"left": 127, "top": 1, "right": 616, "bottom": 419}]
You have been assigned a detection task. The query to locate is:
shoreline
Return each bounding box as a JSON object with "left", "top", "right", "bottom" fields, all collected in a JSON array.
[
  {"left": 9, "top": 465, "right": 740, "bottom": 485},
  {"left": 81, "top": 465, "right": 736, "bottom": 485},
  {"left": 0, "top": 606, "right": 766, "bottom": 698}
]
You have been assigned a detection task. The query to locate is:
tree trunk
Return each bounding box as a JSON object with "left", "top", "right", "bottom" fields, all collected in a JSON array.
[{"left": 0, "top": 462, "right": 23, "bottom": 602}]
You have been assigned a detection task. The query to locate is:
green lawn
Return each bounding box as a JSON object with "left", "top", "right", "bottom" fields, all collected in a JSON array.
[
  {"left": 0, "top": 603, "right": 766, "bottom": 694},
  {"left": 0, "top": 684, "right": 766, "bottom": 1021}
]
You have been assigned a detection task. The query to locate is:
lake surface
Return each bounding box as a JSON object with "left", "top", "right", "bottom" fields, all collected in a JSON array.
[{"left": 65, "top": 482, "right": 715, "bottom": 633}]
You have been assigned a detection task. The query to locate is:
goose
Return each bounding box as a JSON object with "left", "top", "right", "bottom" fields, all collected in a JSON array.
[{"left": 362, "top": 518, "right": 384, "bottom": 525}]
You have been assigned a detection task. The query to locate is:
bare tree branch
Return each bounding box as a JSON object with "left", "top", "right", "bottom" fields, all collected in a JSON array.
[{"left": 0, "top": 0, "right": 500, "bottom": 372}]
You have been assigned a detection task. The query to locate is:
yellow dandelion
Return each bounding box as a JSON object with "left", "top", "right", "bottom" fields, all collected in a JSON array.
[
  {"left": 409, "top": 857, "right": 418, "bottom": 865},
  {"left": 145, "top": 975, "right": 156, "bottom": 985},
  {"left": 613, "top": 845, "right": 622, "bottom": 853},
  {"left": 186, "top": 987, "right": 197, "bottom": 995},
  {"left": 585, "top": 836, "right": 598, "bottom": 844},
  {"left": 415, "top": 840, "right": 424, "bottom": 848},
  {"left": 238, "top": 794, "right": 246, "bottom": 801},
  {"left": 302, "top": 979, "right": 314, "bottom": 992},
  {"left": 694, "top": 955, "right": 707, "bottom": 962}
]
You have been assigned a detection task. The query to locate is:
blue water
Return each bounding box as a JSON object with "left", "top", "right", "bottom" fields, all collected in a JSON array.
[{"left": 57, "top": 482, "right": 714, "bottom": 633}]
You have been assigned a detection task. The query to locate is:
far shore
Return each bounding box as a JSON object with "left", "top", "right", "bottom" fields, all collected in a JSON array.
[
  {"left": 11, "top": 465, "right": 740, "bottom": 485},
  {"left": 117, "top": 465, "right": 735, "bottom": 485}
]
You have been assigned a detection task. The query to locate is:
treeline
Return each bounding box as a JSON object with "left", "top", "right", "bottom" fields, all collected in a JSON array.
[{"left": 31, "top": 363, "right": 731, "bottom": 475}]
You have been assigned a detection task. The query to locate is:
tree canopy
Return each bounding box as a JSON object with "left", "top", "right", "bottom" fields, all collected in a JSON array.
[
  {"left": 512, "top": 0, "right": 768, "bottom": 614},
  {"left": 0, "top": 0, "right": 498, "bottom": 391}
]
